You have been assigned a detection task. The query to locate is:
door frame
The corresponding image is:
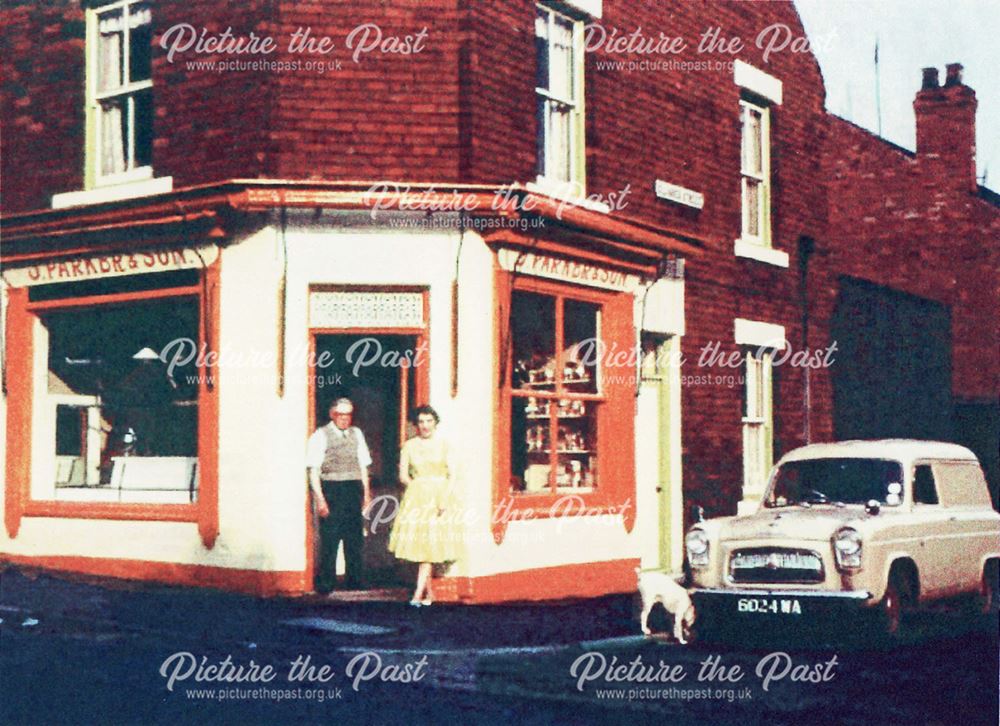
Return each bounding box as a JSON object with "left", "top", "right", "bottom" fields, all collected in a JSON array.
[
  {"left": 303, "top": 288, "right": 431, "bottom": 591},
  {"left": 637, "top": 335, "right": 684, "bottom": 572}
]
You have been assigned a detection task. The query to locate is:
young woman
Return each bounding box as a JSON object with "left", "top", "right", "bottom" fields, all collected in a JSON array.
[{"left": 389, "top": 405, "right": 460, "bottom": 606}]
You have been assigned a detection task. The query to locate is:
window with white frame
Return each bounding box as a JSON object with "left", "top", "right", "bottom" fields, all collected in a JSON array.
[
  {"left": 739, "top": 97, "right": 771, "bottom": 245},
  {"left": 742, "top": 347, "right": 774, "bottom": 500},
  {"left": 88, "top": 1, "right": 153, "bottom": 185},
  {"left": 535, "top": 3, "right": 584, "bottom": 187}
]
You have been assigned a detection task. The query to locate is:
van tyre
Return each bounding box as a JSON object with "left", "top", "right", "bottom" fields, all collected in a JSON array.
[
  {"left": 877, "top": 577, "right": 903, "bottom": 637},
  {"left": 977, "top": 560, "right": 999, "bottom": 614}
]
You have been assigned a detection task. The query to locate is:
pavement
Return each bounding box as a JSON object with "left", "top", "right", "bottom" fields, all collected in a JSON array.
[
  {"left": 0, "top": 564, "right": 642, "bottom": 653},
  {"left": 2, "top": 563, "right": 998, "bottom": 725},
  {"left": 0, "top": 564, "right": 651, "bottom": 724}
]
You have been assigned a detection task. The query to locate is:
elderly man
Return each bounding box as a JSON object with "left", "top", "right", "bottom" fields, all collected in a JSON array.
[{"left": 306, "top": 397, "right": 373, "bottom": 593}]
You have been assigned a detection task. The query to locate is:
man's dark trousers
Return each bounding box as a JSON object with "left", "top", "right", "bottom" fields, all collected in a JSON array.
[{"left": 316, "top": 480, "right": 364, "bottom": 592}]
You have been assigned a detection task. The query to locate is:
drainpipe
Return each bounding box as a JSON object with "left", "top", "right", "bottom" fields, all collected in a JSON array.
[
  {"left": 277, "top": 206, "right": 288, "bottom": 398},
  {"left": 797, "top": 236, "right": 815, "bottom": 443}
]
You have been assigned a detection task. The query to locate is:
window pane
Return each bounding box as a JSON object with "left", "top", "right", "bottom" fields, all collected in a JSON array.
[
  {"left": 563, "top": 298, "right": 599, "bottom": 392},
  {"left": 743, "top": 178, "right": 760, "bottom": 238},
  {"left": 743, "top": 421, "right": 765, "bottom": 491},
  {"left": 769, "top": 459, "right": 905, "bottom": 507},
  {"left": 56, "top": 405, "right": 85, "bottom": 456},
  {"left": 744, "top": 352, "right": 765, "bottom": 419},
  {"left": 549, "top": 16, "right": 575, "bottom": 101},
  {"left": 535, "top": 10, "right": 549, "bottom": 91},
  {"left": 536, "top": 97, "right": 548, "bottom": 177},
  {"left": 45, "top": 298, "right": 200, "bottom": 501},
  {"left": 548, "top": 105, "right": 572, "bottom": 182},
  {"left": 97, "top": 8, "right": 124, "bottom": 91},
  {"left": 128, "top": 3, "right": 153, "bottom": 83},
  {"left": 511, "top": 291, "right": 556, "bottom": 389},
  {"left": 133, "top": 89, "right": 154, "bottom": 167},
  {"left": 556, "top": 399, "right": 597, "bottom": 489},
  {"left": 742, "top": 107, "right": 762, "bottom": 175},
  {"left": 100, "top": 98, "right": 127, "bottom": 175},
  {"left": 913, "top": 465, "right": 939, "bottom": 504},
  {"left": 511, "top": 395, "right": 550, "bottom": 492}
]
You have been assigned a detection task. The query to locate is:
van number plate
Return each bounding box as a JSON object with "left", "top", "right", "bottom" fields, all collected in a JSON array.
[{"left": 737, "top": 597, "right": 802, "bottom": 615}]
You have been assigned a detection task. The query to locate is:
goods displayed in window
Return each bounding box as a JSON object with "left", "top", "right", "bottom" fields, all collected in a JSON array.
[
  {"left": 42, "top": 297, "right": 200, "bottom": 503},
  {"left": 508, "top": 289, "right": 602, "bottom": 493}
]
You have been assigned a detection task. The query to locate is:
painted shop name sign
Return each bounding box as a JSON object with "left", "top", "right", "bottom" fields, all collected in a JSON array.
[
  {"left": 3, "top": 245, "right": 219, "bottom": 287},
  {"left": 498, "top": 249, "right": 641, "bottom": 293}
]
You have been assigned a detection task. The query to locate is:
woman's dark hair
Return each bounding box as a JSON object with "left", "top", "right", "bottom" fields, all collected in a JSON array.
[{"left": 411, "top": 404, "right": 440, "bottom": 424}]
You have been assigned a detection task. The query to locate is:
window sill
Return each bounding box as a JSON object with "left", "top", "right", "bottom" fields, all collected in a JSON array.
[
  {"left": 734, "top": 239, "right": 789, "bottom": 268},
  {"left": 527, "top": 178, "right": 611, "bottom": 214},
  {"left": 555, "top": 0, "right": 602, "bottom": 19},
  {"left": 23, "top": 499, "right": 199, "bottom": 522},
  {"left": 513, "top": 487, "right": 596, "bottom": 496},
  {"left": 52, "top": 175, "right": 173, "bottom": 210}
]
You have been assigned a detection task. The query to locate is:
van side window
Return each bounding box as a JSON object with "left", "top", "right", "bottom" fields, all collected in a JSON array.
[{"left": 913, "top": 465, "right": 939, "bottom": 505}]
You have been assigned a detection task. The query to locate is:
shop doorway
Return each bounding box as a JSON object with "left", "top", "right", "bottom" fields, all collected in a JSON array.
[
  {"left": 636, "top": 336, "right": 684, "bottom": 573},
  {"left": 308, "top": 333, "right": 426, "bottom": 591}
]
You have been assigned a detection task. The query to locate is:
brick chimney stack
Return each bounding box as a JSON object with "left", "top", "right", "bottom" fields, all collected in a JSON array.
[{"left": 913, "top": 63, "right": 978, "bottom": 192}]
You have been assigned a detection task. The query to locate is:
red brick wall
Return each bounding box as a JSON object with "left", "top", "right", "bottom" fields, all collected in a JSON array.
[
  {"left": 154, "top": 0, "right": 275, "bottom": 190},
  {"left": 268, "top": 0, "right": 464, "bottom": 181},
  {"left": 0, "top": 0, "right": 275, "bottom": 212},
  {"left": 564, "top": 0, "right": 830, "bottom": 517},
  {"left": 1, "top": 0, "right": 86, "bottom": 213},
  {"left": 0, "top": 0, "right": 833, "bottom": 521},
  {"left": 822, "top": 113, "right": 999, "bottom": 404},
  {"left": 461, "top": 0, "right": 831, "bottom": 517}
]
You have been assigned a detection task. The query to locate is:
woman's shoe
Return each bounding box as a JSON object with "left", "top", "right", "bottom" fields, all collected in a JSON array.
[
  {"left": 420, "top": 598, "right": 433, "bottom": 607},
  {"left": 408, "top": 599, "right": 422, "bottom": 608}
]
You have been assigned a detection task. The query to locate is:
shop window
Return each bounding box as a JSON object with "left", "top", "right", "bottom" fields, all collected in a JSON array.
[
  {"left": 739, "top": 96, "right": 771, "bottom": 245},
  {"left": 41, "top": 297, "right": 200, "bottom": 502},
  {"left": 535, "top": 3, "right": 584, "bottom": 188},
  {"left": 88, "top": 1, "right": 153, "bottom": 185},
  {"left": 742, "top": 348, "right": 774, "bottom": 500},
  {"left": 509, "top": 289, "right": 602, "bottom": 493}
]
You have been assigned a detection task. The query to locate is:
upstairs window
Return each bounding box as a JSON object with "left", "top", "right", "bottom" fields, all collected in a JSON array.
[
  {"left": 88, "top": 1, "right": 153, "bottom": 185},
  {"left": 742, "top": 347, "right": 774, "bottom": 500},
  {"left": 740, "top": 97, "right": 771, "bottom": 245},
  {"left": 535, "top": 3, "right": 584, "bottom": 188}
]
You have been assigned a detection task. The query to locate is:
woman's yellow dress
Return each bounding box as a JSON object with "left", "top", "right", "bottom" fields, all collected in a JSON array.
[{"left": 388, "top": 435, "right": 461, "bottom": 563}]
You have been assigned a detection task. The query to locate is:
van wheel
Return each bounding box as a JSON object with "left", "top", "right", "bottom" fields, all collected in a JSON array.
[
  {"left": 877, "top": 578, "right": 902, "bottom": 636},
  {"left": 977, "top": 561, "right": 1000, "bottom": 614}
]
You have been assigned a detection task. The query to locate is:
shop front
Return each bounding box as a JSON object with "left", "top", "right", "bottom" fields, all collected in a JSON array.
[{"left": 1, "top": 182, "right": 699, "bottom": 602}]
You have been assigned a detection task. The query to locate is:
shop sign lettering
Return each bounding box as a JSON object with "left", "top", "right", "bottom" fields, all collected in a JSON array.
[
  {"left": 498, "top": 249, "right": 641, "bottom": 293},
  {"left": 3, "top": 246, "right": 218, "bottom": 287}
]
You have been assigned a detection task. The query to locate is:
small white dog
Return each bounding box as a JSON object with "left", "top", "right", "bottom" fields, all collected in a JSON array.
[{"left": 637, "top": 569, "right": 696, "bottom": 644}]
